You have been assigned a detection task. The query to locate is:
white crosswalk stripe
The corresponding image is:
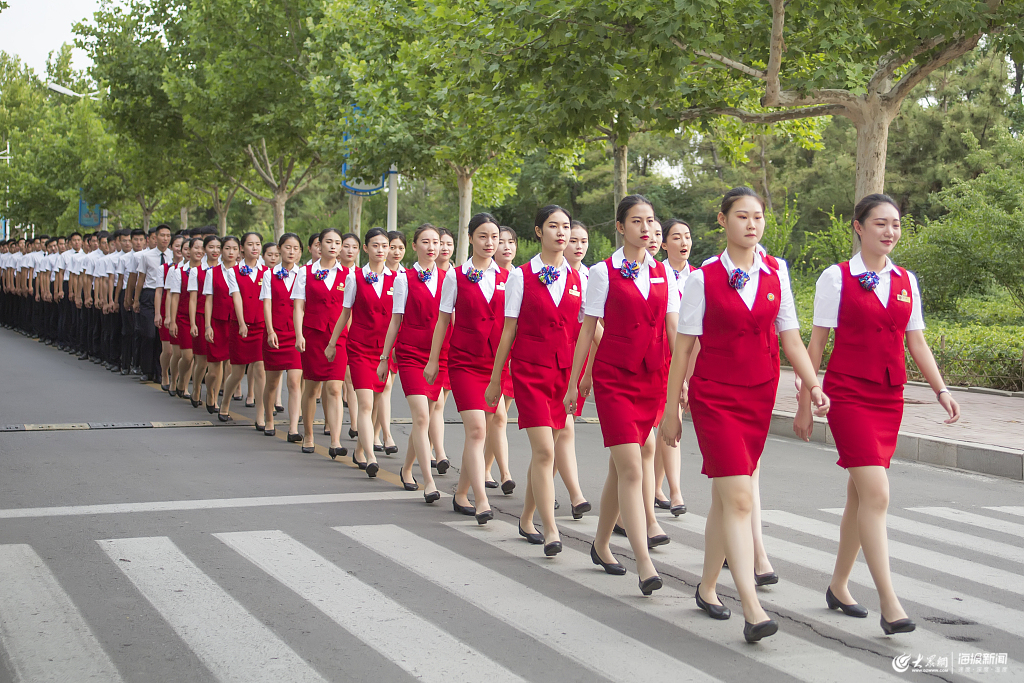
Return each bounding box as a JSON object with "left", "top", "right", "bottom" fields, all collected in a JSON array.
[
  {"left": 447, "top": 519, "right": 907, "bottom": 683},
  {"left": 821, "top": 508, "right": 1024, "bottom": 565},
  {"left": 983, "top": 505, "right": 1024, "bottom": 518},
  {"left": 0, "top": 544, "right": 123, "bottom": 683},
  {"left": 98, "top": 536, "right": 328, "bottom": 683},
  {"left": 214, "top": 529, "right": 527, "bottom": 683},
  {"left": 336, "top": 523, "right": 724, "bottom": 683},
  {"left": 762, "top": 510, "right": 1024, "bottom": 596},
  {"left": 906, "top": 506, "right": 1024, "bottom": 537}
]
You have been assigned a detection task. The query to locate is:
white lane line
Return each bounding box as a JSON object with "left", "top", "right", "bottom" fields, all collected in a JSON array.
[
  {"left": 0, "top": 545, "right": 123, "bottom": 683},
  {"left": 983, "top": 506, "right": 1024, "bottom": 518},
  {"left": 0, "top": 491, "right": 417, "bottom": 519},
  {"left": 821, "top": 508, "right": 1024, "bottom": 566},
  {"left": 662, "top": 514, "right": 1024, "bottom": 638},
  {"left": 763, "top": 510, "right": 1024, "bottom": 597},
  {"left": 448, "top": 519, "right": 905, "bottom": 683},
  {"left": 565, "top": 517, "right": 1015, "bottom": 683},
  {"left": 906, "top": 507, "right": 1024, "bottom": 537},
  {"left": 336, "top": 524, "right": 722, "bottom": 683},
  {"left": 215, "top": 530, "right": 526, "bottom": 683},
  {"left": 97, "top": 536, "right": 327, "bottom": 683}
]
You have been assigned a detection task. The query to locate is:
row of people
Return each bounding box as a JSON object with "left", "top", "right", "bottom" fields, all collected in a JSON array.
[{"left": 0, "top": 188, "right": 960, "bottom": 645}]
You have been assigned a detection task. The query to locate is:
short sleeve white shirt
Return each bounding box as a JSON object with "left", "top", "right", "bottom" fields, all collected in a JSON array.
[
  {"left": 505, "top": 254, "right": 580, "bottom": 318},
  {"left": 260, "top": 264, "right": 298, "bottom": 300},
  {"left": 164, "top": 264, "right": 183, "bottom": 294},
  {"left": 187, "top": 264, "right": 209, "bottom": 293},
  {"left": 392, "top": 263, "right": 439, "bottom": 314},
  {"left": 344, "top": 265, "right": 391, "bottom": 308},
  {"left": 439, "top": 259, "right": 503, "bottom": 314},
  {"left": 292, "top": 262, "right": 344, "bottom": 301},
  {"left": 812, "top": 253, "right": 925, "bottom": 331},
  {"left": 584, "top": 248, "right": 679, "bottom": 318}
]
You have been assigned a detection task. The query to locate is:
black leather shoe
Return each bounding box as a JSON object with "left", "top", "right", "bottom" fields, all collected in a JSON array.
[
  {"left": 275, "top": 404, "right": 284, "bottom": 413},
  {"left": 553, "top": 499, "right": 560, "bottom": 509},
  {"left": 264, "top": 429, "right": 276, "bottom": 437},
  {"left": 880, "top": 615, "right": 916, "bottom": 635},
  {"left": 217, "top": 413, "right": 231, "bottom": 422},
  {"left": 373, "top": 444, "right": 384, "bottom": 453},
  {"left": 365, "top": 462, "right": 379, "bottom": 478},
  {"left": 571, "top": 501, "right": 591, "bottom": 519},
  {"left": 744, "top": 619, "right": 779, "bottom": 643},
  {"left": 519, "top": 525, "right": 543, "bottom": 544},
  {"left": 695, "top": 584, "right": 731, "bottom": 620},
  {"left": 329, "top": 446, "right": 348, "bottom": 459},
  {"left": 245, "top": 400, "right": 255, "bottom": 408},
  {"left": 435, "top": 459, "right": 450, "bottom": 475},
  {"left": 501, "top": 479, "right": 516, "bottom": 495},
  {"left": 430, "top": 459, "right": 437, "bottom": 468},
  {"left": 590, "top": 544, "right": 627, "bottom": 575},
  {"left": 301, "top": 446, "right": 315, "bottom": 454},
  {"left": 655, "top": 497, "right": 671, "bottom": 510},
  {"left": 190, "top": 398, "right": 202, "bottom": 408},
  {"left": 352, "top": 454, "right": 367, "bottom": 469},
  {"left": 826, "top": 587, "right": 868, "bottom": 618},
  {"left": 485, "top": 479, "right": 499, "bottom": 489},
  {"left": 348, "top": 428, "right": 358, "bottom": 439},
  {"left": 323, "top": 426, "right": 331, "bottom": 436},
  {"left": 453, "top": 499, "right": 476, "bottom": 516},
  {"left": 384, "top": 445, "right": 398, "bottom": 455},
  {"left": 424, "top": 490, "right": 441, "bottom": 504},
  {"left": 613, "top": 524, "right": 627, "bottom": 537},
  {"left": 755, "top": 571, "right": 779, "bottom": 586},
  {"left": 639, "top": 576, "right": 663, "bottom": 596},
  {"left": 475, "top": 509, "right": 493, "bottom": 525},
  {"left": 255, "top": 423, "right": 265, "bottom": 432},
  {"left": 671, "top": 504, "right": 687, "bottom": 516},
  {"left": 647, "top": 534, "right": 670, "bottom": 548},
  {"left": 287, "top": 433, "right": 302, "bottom": 442},
  {"left": 399, "top": 470, "right": 418, "bottom": 491},
  {"left": 206, "top": 403, "right": 217, "bottom": 414},
  {"left": 544, "top": 541, "right": 562, "bottom": 557}
]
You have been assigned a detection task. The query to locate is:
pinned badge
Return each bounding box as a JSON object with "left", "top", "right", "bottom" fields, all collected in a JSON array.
[
  {"left": 896, "top": 288, "right": 911, "bottom": 303},
  {"left": 569, "top": 285, "right": 580, "bottom": 297},
  {"left": 767, "top": 293, "right": 776, "bottom": 301}
]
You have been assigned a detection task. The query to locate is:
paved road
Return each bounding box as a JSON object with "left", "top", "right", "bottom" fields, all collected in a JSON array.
[{"left": 1, "top": 329, "right": 1021, "bottom": 683}]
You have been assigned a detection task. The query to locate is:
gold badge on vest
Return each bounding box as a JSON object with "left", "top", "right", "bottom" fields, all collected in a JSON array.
[
  {"left": 896, "top": 289, "right": 911, "bottom": 303},
  {"left": 767, "top": 293, "right": 776, "bottom": 301},
  {"left": 568, "top": 284, "right": 580, "bottom": 297}
]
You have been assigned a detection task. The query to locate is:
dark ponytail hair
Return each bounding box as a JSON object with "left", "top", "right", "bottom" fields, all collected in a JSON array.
[
  {"left": 498, "top": 225, "right": 517, "bottom": 241},
  {"left": 438, "top": 227, "right": 454, "bottom": 240},
  {"left": 569, "top": 220, "right": 589, "bottom": 234},
  {"left": 662, "top": 218, "right": 691, "bottom": 239},
  {"left": 615, "top": 195, "right": 655, "bottom": 226},
  {"left": 261, "top": 242, "right": 277, "bottom": 256},
  {"left": 240, "top": 231, "right": 262, "bottom": 249},
  {"left": 364, "top": 227, "right": 388, "bottom": 245},
  {"left": 319, "top": 228, "right": 344, "bottom": 244},
  {"left": 202, "top": 234, "right": 222, "bottom": 249},
  {"left": 721, "top": 187, "right": 765, "bottom": 215},
  {"left": 387, "top": 230, "right": 406, "bottom": 246},
  {"left": 534, "top": 205, "right": 571, "bottom": 230},
  {"left": 467, "top": 212, "right": 499, "bottom": 237},
  {"left": 278, "top": 232, "right": 302, "bottom": 249},
  {"left": 853, "top": 193, "right": 900, "bottom": 227},
  {"left": 221, "top": 235, "right": 240, "bottom": 250},
  {"left": 413, "top": 223, "right": 440, "bottom": 242}
]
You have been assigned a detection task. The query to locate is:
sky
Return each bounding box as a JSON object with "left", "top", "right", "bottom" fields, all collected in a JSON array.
[{"left": 0, "top": 0, "right": 101, "bottom": 78}]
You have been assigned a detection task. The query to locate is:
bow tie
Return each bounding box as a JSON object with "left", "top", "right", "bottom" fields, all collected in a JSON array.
[
  {"left": 619, "top": 260, "right": 640, "bottom": 280},
  {"left": 728, "top": 268, "right": 750, "bottom": 290},
  {"left": 858, "top": 272, "right": 880, "bottom": 291}
]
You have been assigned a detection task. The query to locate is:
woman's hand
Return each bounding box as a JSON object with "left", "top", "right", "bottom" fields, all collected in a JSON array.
[
  {"left": 190, "top": 323, "right": 199, "bottom": 338},
  {"left": 809, "top": 386, "right": 830, "bottom": 417},
  {"left": 238, "top": 321, "right": 248, "bottom": 338},
  {"left": 423, "top": 359, "right": 439, "bottom": 386},
  {"left": 266, "top": 330, "right": 279, "bottom": 349},
  {"left": 295, "top": 334, "right": 306, "bottom": 353},
  {"left": 205, "top": 325, "right": 214, "bottom": 343},
  {"left": 324, "top": 343, "right": 336, "bottom": 363},
  {"left": 168, "top": 320, "right": 178, "bottom": 338},
  {"left": 376, "top": 358, "right": 389, "bottom": 383},
  {"left": 562, "top": 387, "right": 577, "bottom": 416},
  {"left": 484, "top": 378, "right": 502, "bottom": 408},
  {"left": 793, "top": 401, "right": 814, "bottom": 442},
  {"left": 660, "top": 409, "right": 683, "bottom": 448},
  {"left": 939, "top": 392, "right": 961, "bottom": 424},
  {"left": 579, "top": 369, "right": 593, "bottom": 399}
]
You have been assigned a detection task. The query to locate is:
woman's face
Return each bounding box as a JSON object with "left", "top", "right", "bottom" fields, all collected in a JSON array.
[
  {"left": 365, "top": 235, "right": 390, "bottom": 265},
  {"left": 243, "top": 236, "right": 262, "bottom": 261},
  {"left": 617, "top": 203, "right": 658, "bottom": 252},
  {"left": 263, "top": 245, "right": 280, "bottom": 268},
  {"left": 471, "top": 222, "right": 500, "bottom": 259},
  {"left": 496, "top": 231, "right": 517, "bottom": 265},
  {"left": 536, "top": 211, "right": 570, "bottom": 255},
  {"left": 413, "top": 230, "right": 440, "bottom": 263},
  {"left": 438, "top": 235, "right": 454, "bottom": 264},
  {"left": 308, "top": 238, "right": 321, "bottom": 260},
  {"left": 855, "top": 203, "right": 901, "bottom": 256},
  {"left": 663, "top": 223, "right": 692, "bottom": 264},
  {"left": 567, "top": 226, "right": 589, "bottom": 266},
  {"left": 646, "top": 222, "right": 663, "bottom": 257},
  {"left": 205, "top": 240, "right": 221, "bottom": 261},
  {"left": 387, "top": 238, "right": 406, "bottom": 266},
  {"left": 221, "top": 241, "right": 239, "bottom": 264},
  {"left": 321, "top": 233, "right": 342, "bottom": 261},
  {"left": 189, "top": 241, "right": 204, "bottom": 263},
  {"left": 280, "top": 238, "right": 302, "bottom": 266},
  {"left": 171, "top": 238, "right": 184, "bottom": 260},
  {"left": 717, "top": 196, "right": 765, "bottom": 250},
  {"left": 340, "top": 237, "right": 360, "bottom": 265}
]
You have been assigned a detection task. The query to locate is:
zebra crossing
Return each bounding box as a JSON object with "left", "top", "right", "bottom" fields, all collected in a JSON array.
[{"left": 0, "top": 504, "right": 1021, "bottom": 682}]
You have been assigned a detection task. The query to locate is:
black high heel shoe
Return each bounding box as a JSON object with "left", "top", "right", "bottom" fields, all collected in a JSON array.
[
  {"left": 485, "top": 479, "right": 498, "bottom": 489},
  {"left": 754, "top": 571, "right": 779, "bottom": 586},
  {"left": 613, "top": 524, "right": 627, "bottom": 537},
  {"left": 206, "top": 403, "right": 218, "bottom": 414},
  {"left": 639, "top": 576, "right": 663, "bottom": 596},
  {"left": 654, "top": 497, "right": 671, "bottom": 510},
  {"left": 348, "top": 428, "right": 358, "bottom": 439},
  {"left": 825, "top": 587, "right": 868, "bottom": 618},
  {"left": 301, "top": 445, "right": 315, "bottom": 454},
  {"left": 329, "top": 446, "right": 348, "bottom": 459},
  {"left": 501, "top": 479, "right": 516, "bottom": 495},
  {"left": 373, "top": 444, "right": 384, "bottom": 453},
  {"left": 255, "top": 423, "right": 265, "bottom": 432},
  {"left": 671, "top": 503, "right": 687, "bottom": 516},
  {"left": 880, "top": 615, "right": 916, "bottom": 635},
  {"left": 475, "top": 509, "right": 493, "bottom": 525},
  {"left": 424, "top": 490, "right": 441, "bottom": 504},
  {"left": 647, "top": 534, "right": 670, "bottom": 548},
  {"left": 571, "top": 501, "right": 591, "bottom": 519},
  {"left": 244, "top": 399, "right": 255, "bottom": 408},
  {"left": 287, "top": 433, "right": 302, "bottom": 442},
  {"left": 399, "top": 470, "right": 418, "bottom": 491},
  {"left": 263, "top": 428, "right": 276, "bottom": 437},
  {"left": 191, "top": 397, "right": 202, "bottom": 408},
  {"left": 217, "top": 413, "right": 231, "bottom": 422},
  {"left": 365, "top": 462, "right": 379, "bottom": 478},
  {"left": 323, "top": 426, "right": 330, "bottom": 436},
  {"left": 384, "top": 445, "right": 398, "bottom": 455},
  {"left": 519, "top": 525, "right": 543, "bottom": 545},
  {"left": 544, "top": 541, "right": 562, "bottom": 557},
  {"left": 744, "top": 619, "right": 779, "bottom": 643},
  {"left": 452, "top": 499, "right": 476, "bottom": 516},
  {"left": 435, "top": 459, "right": 450, "bottom": 475},
  {"left": 352, "top": 453, "right": 367, "bottom": 469},
  {"left": 695, "top": 584, "right": 731, "bottom": 620},
  {"left": 590, "top": 544, "right": 626, "bottom": 575},
  {"left": 275, "top": 404, "right": 284, "bottom": 413}
]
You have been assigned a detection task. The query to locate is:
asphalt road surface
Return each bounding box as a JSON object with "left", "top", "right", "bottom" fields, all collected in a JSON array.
[{"left": 1, "top": 328, "right": 1021, "bottom": 683}]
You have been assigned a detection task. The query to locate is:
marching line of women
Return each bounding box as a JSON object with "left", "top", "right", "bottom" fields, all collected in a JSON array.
[{"left": 0, "top": 187, "right": 962, "bottom": 644}]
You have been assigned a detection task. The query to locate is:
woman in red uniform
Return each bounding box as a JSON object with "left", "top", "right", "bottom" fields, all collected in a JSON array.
[
  {"left": 262, "top": 242, "right": 286, "bottom": 415},
  {"left": 261, "top": 233, "right": 303, "bottom": 439},
  {"left": 219, "top": 232, "right": 267, "bottom": 428},
  {"left": 427, "top": 228, "right": 456, "bottom": 472},
  {"left": 293, "top": 228, "right": 349, "bottom": 457},
  {"left": 376, "top": 224, "right": 447, "bottom": 502},
  {"left": 338, "top": 232, "right": 361, "bottom": 440},
  {"left": 371, "top": 231, "right": 407, "bottom": 456},
  {"left": 425, "top": 213, "right": 507, "bottom": 524},
  {"left": 326, "top": 228, "right": 395, "bottom": 477},
  {"left": 661, "top": 187, "right": 829, "bottom": 643},
  {"left": 483, "top": 226, "right": 518, "bottom": 494},
  {"left": 167, "top": 237, "right": 202, "bottom": 399},
  {"left": 486, "top": 206, "right": 584, "bottom": 556},
  {"left": 795, "top": 194, "right": 960, "bottom": 636},
  {"left": 564, "top": 196, "right": 676, "bottom": 595},
  {"left": 203, "top": 235, "right": 240, "bottom": 416},
  {"left": 156, "top": 234, "right": 184, "bottom": 392},
  {"left": 188, "top": 235, "right": 220, "bottom": 409}
]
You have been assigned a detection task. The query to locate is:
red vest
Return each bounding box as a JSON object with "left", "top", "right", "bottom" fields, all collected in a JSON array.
[
  {"left": 450, "top": 265, "right": 508, "bottom": 361},
  {"left": 348, "top": 268, "right": 397, "bottom": 355},
  {"left": 234, "top": 263, "right": 266, "bottom": 325},
  {"left": 209, "top": 265, "right": 233, "bottom": 321},
  {"left": 176, "top": 265, "right": 191, "bottom": 319},
  {"left": 692, "top": 256, "right": 781, "bottom": 387},
  {"left": 397, "top": 267, "right": 445, "bottom": 355},
  {"left": 193, "top": 267, "right": 208, "bottom": 315},
  {"left": 827, "top": 261, "right": 912, "bottom": 386},
  {"left": 594, "top": 258, "right": 669, "bottom": 374},
  {"left": 511, "top": 261, "right": 581, "bottom": 370},
  {"left": 269, "top": 269, "right": 296, "bottom": 335},
  {"left": 302, "top": 263, "right": 349, "bottom": 334}
]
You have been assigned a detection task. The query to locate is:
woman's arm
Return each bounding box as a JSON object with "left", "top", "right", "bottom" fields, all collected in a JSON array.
[
  {"left": 231, "top": 292, "right": 247, "bottom": 337},
  {"left": 263, "top": 297, "right": 278, "bottom": 349},
  {"left": 293, "top": 300, "right": 306, "bottom": 352},
  {"left": 376, "top": 314, "right": 404, "bottom": 382},
  {"left": 794, "top": 326, "right": 831, "bottom": 441},
  {"left": 485, "top": 318, "right": 518, "bottom": 407},
  {"left": 423, "top": 312, "right": 451, "bottom": 385},
  {"left": 324, "top": 307, "right": 351, "bottom": 362},
  {"left": 204, "top": 295, "right": 215, "bottom": 343},
  {"left": 660, "top": 334, "right": 698, "bottom": 447},
  {"left": 563, "top": 315, "right": 598, "bottom": 414}
]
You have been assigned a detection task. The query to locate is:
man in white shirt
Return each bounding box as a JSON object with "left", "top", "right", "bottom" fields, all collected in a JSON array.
[
  {"left": 133, "top": 224, "right": 173, "bottom": 382},
  {"left": 56, "top": 232, "right": 83, "bottom": 351},
  {"left": 121, "top": 228, "right": 148, "bottom": 374}
]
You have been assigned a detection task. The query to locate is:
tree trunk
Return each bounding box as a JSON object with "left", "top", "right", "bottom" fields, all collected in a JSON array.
[
  {"left": 850, "top": 99, "right": 897, "bottom": 254},
  {"left": 180, "top": 206, "right": 188, "bottom": 232},
  {"left": 456, "top": 171, "right": 473, "bottom": 265},
  {"left": 217, "top": 209, "right": 228, "bottom": 237},
  {"left": 758, "top": 135, "right": 773, "bottom": 212},
  {"left": 710, "top": 141, "right": 724, "bottom": 180},
  {"left": 272, "top": 191, "right": 287, "bottom": 240},
  {"left": 1014, "top": 59, "right": 1023, "bottom": 99},
  {"left": 348, "top": 193, "right": 365, "bottom": 267},
  {"left": 612, "top": 140, "right": 627, "bottom": 248}
]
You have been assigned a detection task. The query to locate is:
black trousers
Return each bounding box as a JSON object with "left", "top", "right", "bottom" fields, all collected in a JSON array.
[
  {"left": 137, "top": 289, "right": 157, "bottom": 378},
  {"left": 58, "top": 282, "right": 71, "bottom": 344},
  {"left": 119, "top": 290, "right": 134, "bottom": 370}
]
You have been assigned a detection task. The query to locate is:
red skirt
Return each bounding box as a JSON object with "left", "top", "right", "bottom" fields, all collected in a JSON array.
[
  {"left": 689, "top": 375, "right": 775, "bottom": 478},
  {"left": 511, "top": 358, "right": 570, "bottom": 430},
  {"left": 192, "top": 313, "right": 208, "bottom": 356},
  {"left": 448, "top": 349, "right": 497, "bottom": 413},
  {"left": 158, "top": 321, "right": 171, "bottom": 342},
  {"left": 388, "top": 354, "right": 399, "bottom": 375},
  {"left": 262, "top": 329, "right": 300, "bottom": 372},
  {"left": 229, "top": 322, "right": 264, "bottom": 365},
  {"left": 500, "top": 362, "right": 515, "bottom": 398},
  {"left": 592, "top": 358, "right": 666, "bottom": 447},
  {"left": 173, "top": 313, "right": 192, "bottom": 350},
  {"left": 349, "top": 351, "right": 385, "bottom": 392},
  {"left": 206, "top": 318, "right": 230, "bottom": 363},
  {"left": 396, "top": 346, "right": 445, "bottom": 401},
  {"left": 301, "top": 326, "right": 346, "bottom": 382},
  {"left": 825, "top": 370, "right": 903, "bottom": 468}
]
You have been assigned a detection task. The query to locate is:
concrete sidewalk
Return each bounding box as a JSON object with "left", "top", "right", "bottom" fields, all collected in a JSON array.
[{"left": 769, "top": 369, "right": 1023, "bottom": 480}]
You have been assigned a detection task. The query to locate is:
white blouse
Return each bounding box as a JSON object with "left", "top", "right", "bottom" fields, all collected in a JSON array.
[
  {"left": 392, "top": 263, "right": 439, "bottom": 314},
  {"left": 291, "top": 261, "right": 343, "bottom": 300},
  {"left": 202, "top": 265, "right": 235, "bottom": 296},
  {"left": 343, "top": 264, "right": 392, "bottom": 308},
  {"left": 812, "top": 252, "right": 925, "bottom": 331},
  {"left": 225, "top": 263, "right": 261, "bottom": 295},
  {"left": 259, "top": 265, "right": 298, "bottom": 300},
  {"left": 439, "top": 259, "right": 503, "bottom": 313},
  {"left": 584, "top": 248, "right": 680, "bottom": 319},
  {"left": 678, "top": 249, "right": 800, "bottom": 336},
  {"left": 505, "top": 254, "right": 583, "bottom": 318}
]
